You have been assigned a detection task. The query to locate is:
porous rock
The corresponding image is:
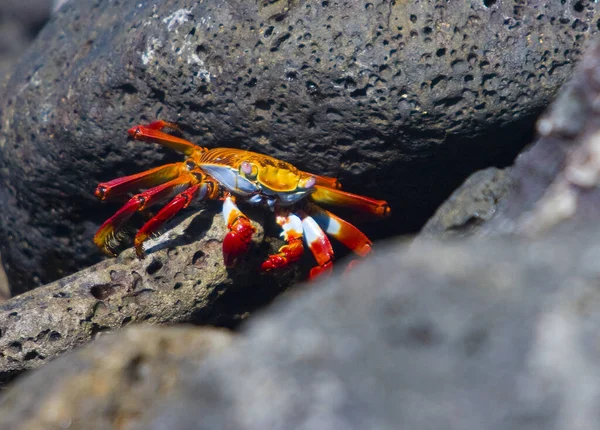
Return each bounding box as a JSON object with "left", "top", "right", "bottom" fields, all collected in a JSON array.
[
  {"left": 0, "top": 0, "right": 55, "bottom": 301},
  {"left": 0, "top": 209, "right": 297, "bottom": 384},
  {"left": 422, "top": 35, "right": 600, "bottom": 239},
  {"left": 0, "top": 0, "right": 597, "bottom": 293},
  {"left": 487, "top": 36, "right": 600, "bottom": 236},
  {"left": 0, "top": 325, "right": 234, "bottom": 430},
  {"left": 5, "top": 227, "right": 600, "bottom": 429}
]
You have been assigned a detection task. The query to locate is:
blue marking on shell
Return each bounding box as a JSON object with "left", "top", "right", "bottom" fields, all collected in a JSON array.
[
  {"left": 200, "top": 165, "right": 259, "bottom": 195},
  {"left": 247, "top": 194, "right": 264, "bottom": 205}
]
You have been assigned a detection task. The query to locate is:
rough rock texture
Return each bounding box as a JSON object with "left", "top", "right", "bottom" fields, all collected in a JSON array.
[
  {"left": 419, "top": 166, "right": 512, "bottom": 239},
  {"left": 0, "top": 209, "right": 299, "bottom": 384},
  {"left": 0, "top": 0, "right": 56, "bottom": 300},
  {"left": 0, "top": 325, "right": 234, "bottom": 429},
  {"left": 422, "top": 36, "right": 600, "bottom": 239},
  {"left": 0, "top": 0, "right": 597, "bottom": 293},
  {"left": 488, "top": 36, "right": 600, "bottom": 237},
  {"left": 5, "top": 228, "right": 600, "bottom": 429}
]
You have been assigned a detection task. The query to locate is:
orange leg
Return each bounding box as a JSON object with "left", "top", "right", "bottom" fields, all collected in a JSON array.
[
  {"left": 95, "top": 163, "right": 183, "bottom": 200},
  {"left": 307, "top": 173, "right": 342, "bottom": 189},
  {"left": 309, "top": 185, "right": 391, "bottom": 218},
  {"left": 127, "top": 121, "right": 205, "bottom": 156},
  {"left": 300, "top": 214, "right": 335, "bottom": 280},
  {"left": 305, "top": 203, "right": 373, "bottom": 257},
  {"left": 134, "top": 178, "right": 220, "bottom": 257},
  {"left": 261, "top": 211, "right": 305, "bottom": 272},
  {"left": 94, "top": 174, "right": 196, "bottom": 256},
  {"left": 221, "top": 195, "right": 256, "bottom": 268}
]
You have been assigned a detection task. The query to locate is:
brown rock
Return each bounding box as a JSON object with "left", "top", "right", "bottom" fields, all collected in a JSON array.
[{"left": 0, "top": 325, "right": 234, "bottom": 430}]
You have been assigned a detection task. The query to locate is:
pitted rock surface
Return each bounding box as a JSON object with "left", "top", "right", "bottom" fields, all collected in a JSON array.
[
  {"left": 0, "top": 0, "right": 598, "bottom": 292},
  {"left": 421, "top": 36, "right": 600, "bottom": 239}
]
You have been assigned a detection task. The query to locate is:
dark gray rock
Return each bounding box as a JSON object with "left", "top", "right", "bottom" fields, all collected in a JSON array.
[
  {"left": 0, "top": 0, "right": 597, "bottom": 293},
  {"left": 136, "top": 228, "right": 600, "bottom": 430},
  {"left": 420, "top": 166, "right": 512, "bottom": 239},
  {"left": 5, "top": 227, "right": 600, "bottom": 429},
  {"left": 0, "top": 0, "right": 54, "bottom": 300},
  {"left": 0, "top": 0, "right": 53, "bottom": 79},
  {"left": 421, "top": 36, "right": 600, "bottom": 239},
  {"left": 487, "top": 36, "right": 600, "bottom": 236}
]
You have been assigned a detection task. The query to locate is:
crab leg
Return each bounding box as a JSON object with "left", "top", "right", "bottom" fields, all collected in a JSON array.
[
  {"left": 300, "top": 214, "right": 335, "bottom": 280},
  {"left": 261, "top": 209, "right": 334, "bottom": 279},
  {"left": 306, "top": 203, "right": 372, "bottom": 257},
  {"left": 222, "top": 195, "right": 256, "bottom": 267},
  {"left": 128, "top": 121, "right": 204, "bottom": 156},
  {"left": 309, "top": 185, "right": 391, "bottom": 218},
  {"left": 95, "top": 163, "right": 183, "bottom": 200},
  {"left": 308, "top": 173, "right": 342, "bottom": 189},
  {"left": 261, "top": 211, "right": 305, "bottom": 272},
  {"left": 94, "top": 174, "right": 195, "bottom": 256}
]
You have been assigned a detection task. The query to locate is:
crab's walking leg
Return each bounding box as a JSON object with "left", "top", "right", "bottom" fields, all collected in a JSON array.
[
  {"left": 300, "top": 214, "right": 335, "bottom": 280},
  {"left": 128, "top": 121, "right": 204, "bottom": 156},
  {"left": 310, "top": 185, "right": 391, "bottom": 218},
  {"left": 308, "top": 174, "right": 342, "bottom": 189},
  {"left": 261, "top": 211, "right": 305, "bottom": 272},
  {"left": 222, "top": 195, "right": 256, "bottom": 267},
  {"left": 95, "top": 163, "right": 183, "bottom": 200},
  {"left": 306, "top": 203, "right": 373, "bottom": 257},
  {"left": 94, "top": 175, "right": 195, "bottom": 256},
  {"left": 261, "top": 210, "right": 334, "bottom": 280},
  {"left": 134, "top": 177, "right": 221, "bottom": 257}
]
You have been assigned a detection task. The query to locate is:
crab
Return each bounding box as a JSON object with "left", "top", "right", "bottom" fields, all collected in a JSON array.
[{"left": 93, "top": 121, "right": 390, "bottom": 279}]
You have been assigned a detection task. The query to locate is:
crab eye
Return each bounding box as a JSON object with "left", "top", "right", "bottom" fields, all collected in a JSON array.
[
  {"left": 240, "top": 161, "right": 257, "bottom": 179},
  {"left": 301, "top": 176, "right": 316, "bottom": 189}
]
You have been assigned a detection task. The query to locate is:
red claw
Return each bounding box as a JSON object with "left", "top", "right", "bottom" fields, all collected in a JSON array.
[
  {"left": 308, "top": 261, "right": 333, "bottom": 280},
  {"left": 261, "top": 238, "right": 304, "bottom": 272},
  {"left": 222, "top": 216, "right": 255, "bottom": 268}
]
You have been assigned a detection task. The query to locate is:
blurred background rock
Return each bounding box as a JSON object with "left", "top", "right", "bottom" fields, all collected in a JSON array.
[{"left": 0, "top": 0, "right": 62, "bottom": 299}]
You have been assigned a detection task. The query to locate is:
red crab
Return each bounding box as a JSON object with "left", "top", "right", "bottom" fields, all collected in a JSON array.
[{"left": 94, "top": 121, "right": 390, "bottom": 279}]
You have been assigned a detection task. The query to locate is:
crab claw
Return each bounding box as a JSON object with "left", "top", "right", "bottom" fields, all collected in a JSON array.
[
  {"left": 309, "top": 261, "right": 333, "bottom": 280},
  {"left": 261, "top": 212, "right": 304, "bottom": 272},
  {"left": 261, "top": 238, "right": 304, "bottom": 271},
  {"left": 222, "top": 196, "right": 255, "bottom": 267},
  {"left": 222, "top": 219, "right": 255, "bottom": 267}
]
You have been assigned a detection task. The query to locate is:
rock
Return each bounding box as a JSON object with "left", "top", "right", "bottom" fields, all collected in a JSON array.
[
  {"left": 5, "top": 227, "right": 600, "bottom": 428},
  {"left": 0, "top": 0, "right": 53, "bottom": 79},
  {"left": 1, "top": 0, "right": 597, "bottom": 292},
  {"left": 52, "top": 0, "right": 68, "bottom": 12},
  {"left": 0, "top": 325, "right": 234, "bottom": 429},
  {"left": 487, "top": 37, "right": 600, "bottom": 237},
  {"left": 0, "top": 253, "right": 9, "bottom": 302},
  {"left": 419, "top": 166, "right": 512, "bottom": 239},
  {"left": 122, "top": 228, "right": 600, "bottom": 430},
  {"left": 0, "top": 208, "right": 299, "bottom": 383},
  {"left": 421, "top": 36, "right": 600, "bottom": 239}
]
